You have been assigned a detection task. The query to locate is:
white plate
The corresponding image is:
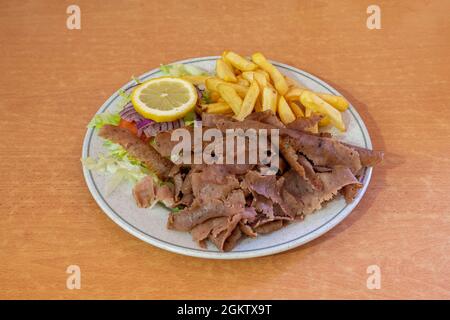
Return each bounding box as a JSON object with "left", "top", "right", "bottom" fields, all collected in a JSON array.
[{"left": 82, "top": 56, "right": 373, "bottom": 259}]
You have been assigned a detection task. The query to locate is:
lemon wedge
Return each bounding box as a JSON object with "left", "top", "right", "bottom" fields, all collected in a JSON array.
[{"left": 131, "top": 77, "right": 198, "bottom": 122}]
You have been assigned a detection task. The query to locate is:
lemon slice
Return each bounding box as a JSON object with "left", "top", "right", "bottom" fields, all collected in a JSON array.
[{"left": 131, "top": 77, "right": 198, "bottom": 122}]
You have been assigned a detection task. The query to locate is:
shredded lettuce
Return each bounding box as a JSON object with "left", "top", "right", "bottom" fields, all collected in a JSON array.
[
  {"left": 81, "top": 140, "right": 150, "bottom": 195},
  {"left": 200, "top": 90, "right": 212, "bottom": 104},
  {"left": 87, "top": 112, "right": 121, "bottom": 130},
  {"left": 160, "top": 63, "right": 209, "bottom": 77},
  {"left": 183, "top": 110, "right": 197, "bottom": 127},
  {"left": 170, "top": 206, "right": 184, "bottom": 213}
]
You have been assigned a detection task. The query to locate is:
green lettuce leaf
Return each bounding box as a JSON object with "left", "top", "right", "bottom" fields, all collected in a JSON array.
[
  {"left": 81, "top": 140, "right": 152, "bottom": 195},
  {"left": 183, "top": 110, "right": 197, "bottom": 127},
  {"left": 87, "top": 112, "right": 121, "bottom": 130},
  {"left": 160, "top": 63, "right": 209, "bottom": 77}
]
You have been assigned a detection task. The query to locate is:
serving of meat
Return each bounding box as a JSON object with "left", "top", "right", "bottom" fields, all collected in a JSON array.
[
  {"left": 102, "top": 111, "right": 383, "bottom": 252},
  {"left": 99, "top": 124, "right": 173, "bottom": 179}
]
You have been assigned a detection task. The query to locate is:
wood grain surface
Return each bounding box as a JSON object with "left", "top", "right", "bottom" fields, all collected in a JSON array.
[{"left": 1, "top": 0, "right": 449, "bottom": 299}]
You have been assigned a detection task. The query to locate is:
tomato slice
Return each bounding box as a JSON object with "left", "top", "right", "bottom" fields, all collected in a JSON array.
[
  {"left": 118, "top": 119, "right": 138, "bottom": 135},
  {"left": 118, "top": 119, "right": 150, "bottom": 142}
]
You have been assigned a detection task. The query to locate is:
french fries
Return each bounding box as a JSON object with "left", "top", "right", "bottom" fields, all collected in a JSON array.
[
  {"left": 205, "top": 78, "right": 248, "bottom": 98},
  {"left": 254, "top": 97, "right": 262, "bottom": 112},
  {"left": 241, "top": 71, "right": 268, "bottom": 91},
  {"left": 285, "top": 76, "right": 307, "bottom": 89},
  {"left": 277, "top": 96, "right": 296, "bottom": 125},
  {"left": 261, "top": 87, "right": 277, "bottom": 113},
  {"left": 289, "top": 101, "right": 304, "bottom": 118},
  {"left": 319, "top": 117, "right": 331, "bottom": 127},
  {"left": 241, "top": 71, "right": 254, "bottom": 82},
  {"left": 236, "top": 76, "right": 250, "bottom": 87},
  {"left": 202, "top": 51, "right": 349, "bottom": 132},
  {"left": 224, "top": 51, "right": 258, "bottom": 71},
  {"left": 285, "top": 86, "right": 349, "bottom": 112},
  {"left": 235, "top": 81, "right": 260, "bottom": 121},
  {"left": 216, "top": 59, "right": 237, "bottom": 83},
  {"left": 251, "top": 52, "right": 289, "bottom": 95},
  {"left": 300, "top": 90, "right": 346, "bottom": 131},
  {"left": 217, "top": 84, "right": 242, "bottom": 115},
  {"left": 253, "top": 72, "right": 268, "bottom": 90},
  {"left": 209, "top": 90, "right": 221, "bottom": 102},
  {"left": 285, "top": 87, "right": 304, "bottom": 101},
  {"left": 181, "top": 75, "right": 209, "bottom": 85},
  {"left": 255, "top": 69, "right": 270, "bottom": 82},
  {"left": 315, "top": 93, "right": 349, "bottom": 112},
  {"left": 202, "top": 102, "right": 233, "bottom": 114}
]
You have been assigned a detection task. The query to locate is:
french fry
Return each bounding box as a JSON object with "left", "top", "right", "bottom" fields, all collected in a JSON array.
[
  {"left": 241, "top": 71, "right": 255, "bottom": 82},
  {"left": 225, "top": 51, "right": 258, "bottom": 71},
  {"left": 316, "top": 93, "right": 349, "bottom": 112},
  {"left": 255, "top": 69, "right": 270, "bottom": 82},
  {"left": 288, "top": 101, "right": 304, "bottom": 118},
  {"left": 181, "top": 75, "right": 209, "bottom": 85},
  {"left": 236, "top": 76, "right": 250, "bottom": 87},
  {"left": 300, "top": 90, "right": 346, "bottom": 131},
  {"left": 217, "top": 84, "right": 242, "bottom": 115},
  {"left": 285, "top": 76, "right": 307, "bottom": 89},
  {"left": 235, "top": 81, "right": 260, "bottom": 121},
  {"left": 253, "top": 72, "right": 268, "bottom": 90},
  {"left": 262, "top": 86, "right": 277, "bottom": 113},
  {"left": 305, "top": 106, "right": 312, "bottom": 117},
  {"left": 243, "top": 72, "right": 268, "bottom": 91},
  {"left": 216, "top": 59, "right": 237, "bottom": 82},
  {"left": 203, "top": 102, "right": 233, "bottom": 114},
  {"left": 319, "top": 116, "right": 331, "bottom": 127},
  {"left": 285, "top": 85, "right": 349, "bottom": 112},
  {"left": 284, "top": 86, "right": 305, "bottom": 101},
  {"left": 254, "top": 97, "right": 262, "bottom": 112},
  {"left": 209, "top": 90, "right": 221, "bottom": 102},
  {"left": 205, "top": 78, "right": 248, "bottom": 98},
  {"left": 251, "top": 52, "right": 289, "bottom": 95},
  {"left": 277, "top": 96, "right": 296, "bottom": 125}
]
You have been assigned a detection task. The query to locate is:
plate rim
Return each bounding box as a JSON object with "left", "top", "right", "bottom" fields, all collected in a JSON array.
[{"left": 82, "top": 56, "right": 373, "bottom": 259}]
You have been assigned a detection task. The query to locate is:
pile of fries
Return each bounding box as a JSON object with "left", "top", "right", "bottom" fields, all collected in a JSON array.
[{"left": 184, "top": 51, "right": 349, "bottom": 132}]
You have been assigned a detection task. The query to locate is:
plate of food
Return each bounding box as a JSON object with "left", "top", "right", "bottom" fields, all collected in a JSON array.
[{"left": 82, "top": 52, "right": 383, "bottom": 259}]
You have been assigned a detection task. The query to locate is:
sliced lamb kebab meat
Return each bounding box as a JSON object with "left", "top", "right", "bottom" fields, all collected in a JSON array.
[
  {"left": 208, "top": 214, "right": 243, "bottom": 251},
  {"left": 172, "top": 173, "right": 183, "bottom": 202},
  {"left": 99, "top": 125, "right": 173, "bottom": 179},
  {"left": 132, "top": 176, "right": 175, "bottom": 208},
  {"left": 191, "top": 216, "right": 229, "bottom": 248},
  {"left": 239, "top": 222, "right": 257, "bottom": 238},
  {"left": 296, "top": 153, "right": 324, "bottom": 191},
  {"left": 282, "top": 134, "right": 362, "bottom": 174},
  {"left": 279, "top": 138, "right": 323, "bottom": 191},
  {"left": 167, "top": 189, "right": 246, "bottom": 231},
  {"left": 283, "top": 166, "right": 362, "bottom": 214},
  {"left": 243, "top": 171, "right": 302, "bottom": 219},
  {"left": 153, "top": 126, "right": 195, "bottom": 158},
  {"left": 286, "top": 113, "right": 323, "bottom": 132},
  {"left": 341, "top": 143, "right": 384, "bottom": 167},
  {"left": 132, "top": 176, "right": 156, "bottom": 208},
  {"left": 242, "top": 171, "right": 282, "bottom": 203},
  {"left": 254, "top": 220, "right": 284, "bottom": 234},
  {"left": 341, "top": 183, "right": 363, "bottom": 203}
]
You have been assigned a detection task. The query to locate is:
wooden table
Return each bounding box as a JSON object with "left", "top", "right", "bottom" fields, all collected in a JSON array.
[{"left": 1, "top": 0, "right": 449, "bottom": 299}]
